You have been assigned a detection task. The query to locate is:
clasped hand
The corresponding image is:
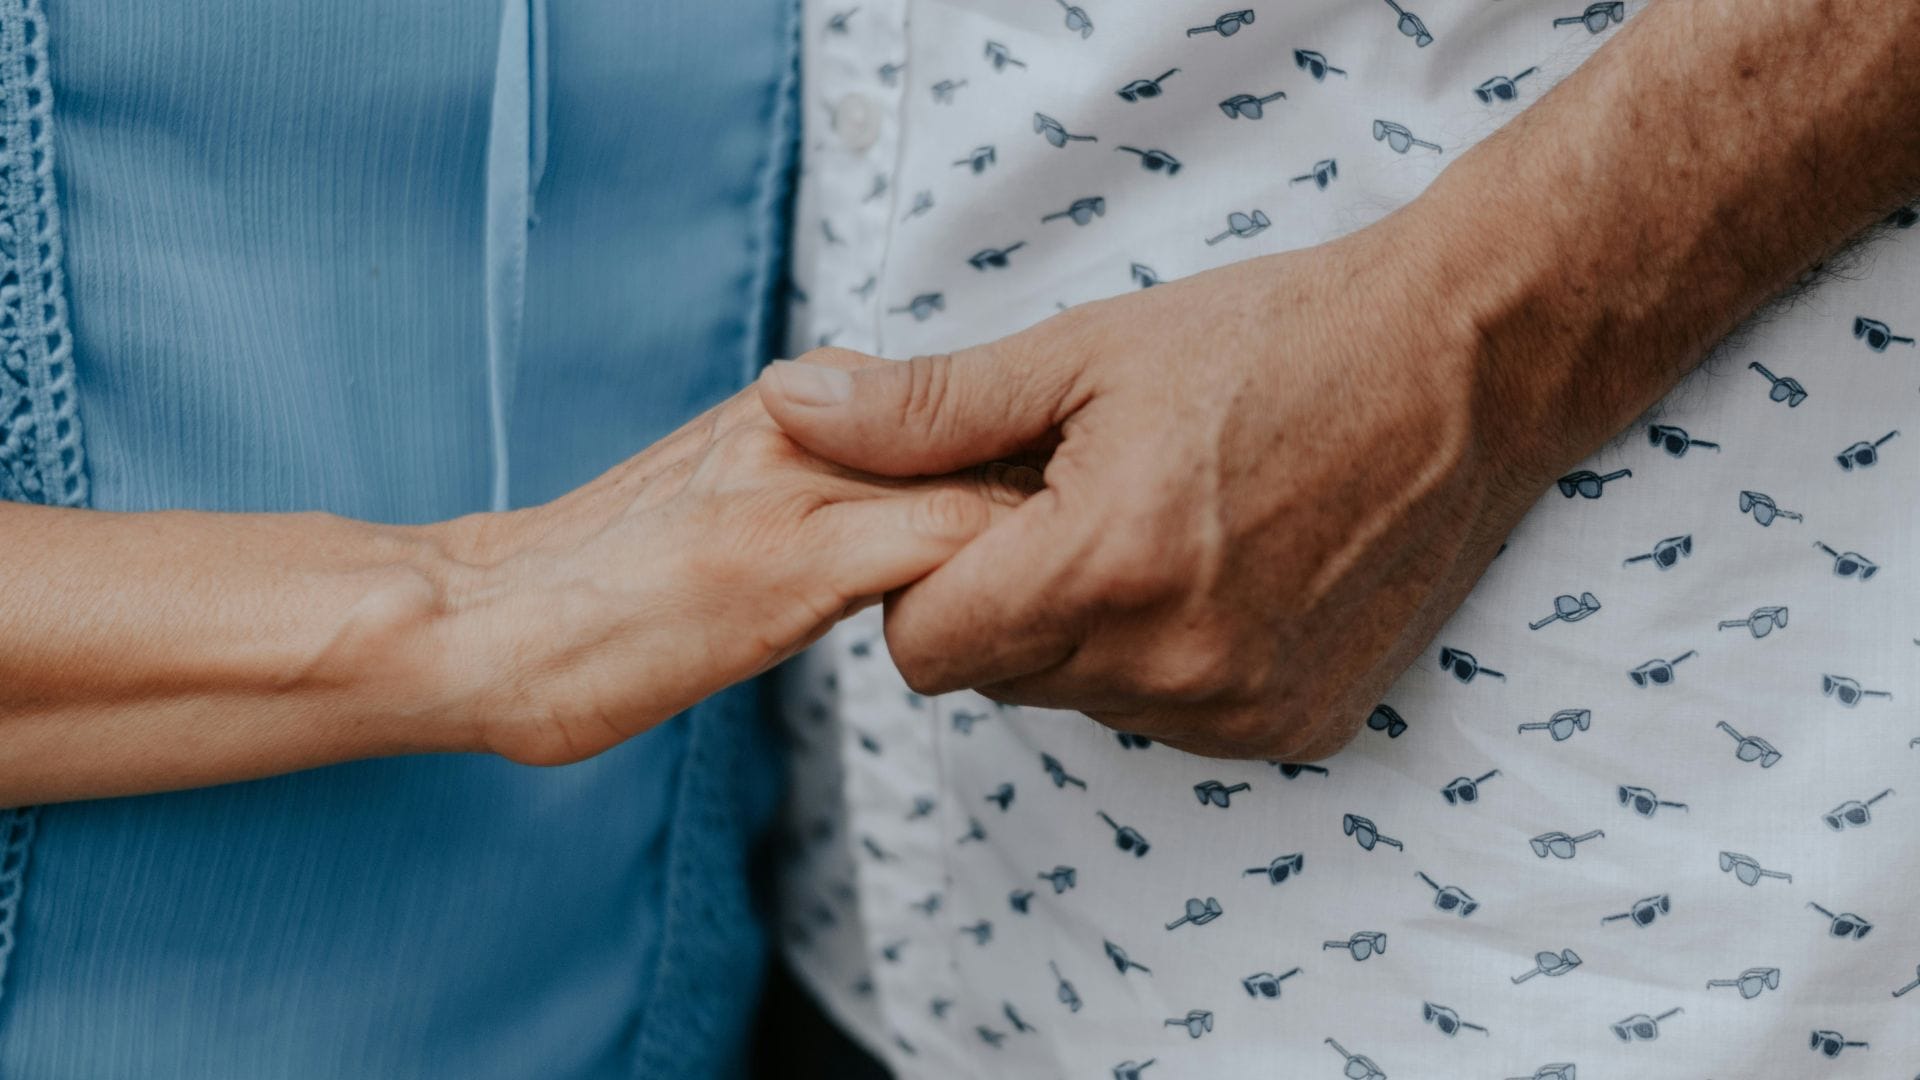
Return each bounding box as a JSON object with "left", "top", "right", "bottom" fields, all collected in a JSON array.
[{"left": 440, "top": 360, "right": 1032, "bottom": 767}]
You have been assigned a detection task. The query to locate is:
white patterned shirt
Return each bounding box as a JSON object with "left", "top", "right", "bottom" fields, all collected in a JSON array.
[{"left": 778, "top": 2, "right": 1920, "bottom": 1077}]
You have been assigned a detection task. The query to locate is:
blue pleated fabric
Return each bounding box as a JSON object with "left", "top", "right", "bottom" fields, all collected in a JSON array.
[{"left": 0, "top": 0, "right": 798, "bottom": 1076}]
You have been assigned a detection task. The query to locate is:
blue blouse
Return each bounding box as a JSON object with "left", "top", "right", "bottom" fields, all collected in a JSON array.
[{"left": 0, "top": 0, "right": 796, "bottom": 1076}]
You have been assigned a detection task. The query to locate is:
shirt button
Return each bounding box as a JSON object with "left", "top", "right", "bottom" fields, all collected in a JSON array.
[{"left": 833, "top": 93, "right": 883, "bottom": 152}]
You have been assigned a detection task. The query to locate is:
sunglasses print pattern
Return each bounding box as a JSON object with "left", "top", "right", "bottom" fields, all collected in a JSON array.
[{"left": 781, "top": 0, "right": 1920, "bottom": 1075}]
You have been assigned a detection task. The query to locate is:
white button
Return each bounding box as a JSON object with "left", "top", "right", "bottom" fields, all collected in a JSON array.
[{"left": 832, "top": 93, "right": 883, "bottom": 153}]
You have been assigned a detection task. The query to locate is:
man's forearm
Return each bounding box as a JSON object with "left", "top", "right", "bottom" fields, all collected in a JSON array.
[{"left": 1411, "top": 0, "right": 1920, "bottom": 482}]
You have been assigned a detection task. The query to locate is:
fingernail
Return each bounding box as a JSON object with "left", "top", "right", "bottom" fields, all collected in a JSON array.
[{"left": 767, "top": 360, "right": 852, "bottom": 407}]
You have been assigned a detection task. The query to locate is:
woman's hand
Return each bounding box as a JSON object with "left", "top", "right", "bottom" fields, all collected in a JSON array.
[
  {"left": 1, "top": 363, "right": 1023, "bottom": 806},
  {"left": 434, "top": 379, "right": 1032, "bottom": 767}
]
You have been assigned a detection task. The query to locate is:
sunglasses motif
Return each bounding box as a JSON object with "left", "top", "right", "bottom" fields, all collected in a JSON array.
[
  {"left": 982, "top": 41, "right": 1026, "bottom": 70},
  {"left": 957, "top": 919, "right": 991, "bottom": 945},
  {"left": 1619, "top": 785, "right": 1687, "bottom": 817},
  {"left": 1115, "top": 145, "right": 1180, "bottom": 174},
  {"left": 1368, "top": 704, "right": 1408, "bottom": 738},
  {"left": 1611, "top": 1006, "right": 1681, "bottom": 1041},
  {"left": 1718, "top": 605, "right": 1789, "bottom": 638},
  {"left": 1807, "top": 901, "right": 1871, "bottom": 939},
  {"left": 1746, "top": 361, "right": 1808, "bottom": 405},
  {"left": 1273, "top": 761, "right": 1330, "bottom": 779},
  {"left": 1836, "top": 429, "right": 1899, "bottom": 470},
  {"left": 1047, "top": 961, "right": 1081, "bottom": 1011},
  {"left": 1442, "top": 770, "right": 1500, "bottom": 805},
  {"left": 1103, "top": 938, "right": 1152, "bottom": 975},
  {"left": 1822, "top": 673, "right": 1891, "bottom": 706},
  {"left": 1520, "top": 707, "right": 1592, "bottom": 740},
  {"left": 1623, "top": 533, "right": 1692, "bottom": 569},
  {"left": 1206, "top": 209, "right": 1271, "bottom": 244},
  {"left": 1601, "top": 893, "right": 1670, "bottom": 927},
  {"left": 1324, "top": 931, "right": 1388, "bottom": 961},
  {"left": 1719, "top": 850, "right": 1792, "bottom": 886},
  {"left": 1325, "top": 1037, "right": 1387, "bottom": 1080},
  {"left": 1554, "top": 0, "right": 1625, "bottom": 33},
  {"left": 1008, "top": 888, "right": 1032, "bottom": 913},
  {"left": 929, "top": 78, "right": 966, "bottom": 105},
  {"left": 985, "top": 783, "right": 1014, "bottom": 811},
  {"left": 1194, "top": 780, "right": 1250, "bottom": 808},
  {"left": 1040, "top": 752, "right": 1086, "bottom": 789},
  {"left": 1343, "top": 813, "right": 1403, "bottom": 852},
  {"left": 1294, "top": 49, "right": 1347, "bottom": 81},
  {"left": 887, "top": 292, "right": 944, "bottom": 321},
  {"left": 1505, "top": 1067, "right": 1576, "bottom": 1080},
  {"left": 1647, "top": 423, "right": 1719, "bottom": 457},
  {"left": 1529, "top": 591, "right": 1601, "bottom": 629},
  {"left": 1438, "top": 646, "right": 1505, "bottom": 683},
  {"left": 1853, "top": 315, "right": 1915, "bottom": 350},
  {"left": 1894, "top": 964, "right": 1920, "bottom": 997},
  {"left": 1812, "top": 541, "right": 1876, "bottom": 580},
  {"left": 1164, "top": 896, "right": 1223, "bottom": 930},
  {"left": 1717, "top": 721, "right": 1781, "bottom": 767},
  {"left": 1129, "top": 262, "right": 1161, "bottom": 288},
  {"left": 1290, "top": 158, "right": 1339, "bottom": 189},
  {"left": 1823, "top": 788, "right": 1892, "bottom": 830},
  {"left": 1422, "top": 1001, "right": 1488, "bottom": 1037},
  {"left": 1164, "top": 1009, "right": 1214, "bottom": 1039},
  {"left": 1054, "top": 0, "right": 1093, "bottom": 39},
  {"left": 1628, "top": 650, "right": 1695, "bottom": 686},
  {"left": 1738, "top": 488, "right": 1802, "bottom": 525},
  {"left": 1707, "top": 966, "right": 1780, "bottom": 999},
  {"left": 1037, "top": 865, "right": 1076, "bottom": 894},
  {"left": 1416, "top": 871, "right": 1477, "bottom": 917},
  {"left": 1382, "top": 0, "right": 1433, "bottom": 46},
  {"left": 1187, "top": 9, "right": 1255, "bottom": 36},
  {"left": 1242, "top": 966, "right": 1301, "bottom": 998},
  {"left": 1530, "top": 829, "right": 1603, "bottom": 859},
  {"left": 1097, "top": 811, "right": 1150, "bottom": 857},
  {"left": 1474, "top": 67, "right": 1538, "bottom": 102},
  {"left": 1373, "top": 118, "right": 1441, "bottom": 154},
  {"left": 1033, "top": 112, "right": 1096, "bottom": 148},
  {"left": 1810, "top": 1030, "right": 1867, "bottom": 1057},
  {"left": 1244, "top": 852, "right": 1305, "bottom": 885},
  {"left": 1219, "top": 90, "right": 1287, "bottom": 120},
  {"left": 1511, "top": 948, "right": 1582, "bottom": 983},
  {"left": 1116, "top": 69, "right": 1178, "bottom": 103},
  {"left": 1112, "top": 1060, "right": 1155, "bottom": 1080},
  {"left": 1557, "top": 467, "right": 1630, "bottom": 497},
  {"left": 966, "top": 242, "right": 1025, "bottom": 271},
  {"left": 952, "top": 145, "right": 996, "bottom": 173},
  {"left": 1041, "top": 196, "right": 1106, "bottom": 226}
]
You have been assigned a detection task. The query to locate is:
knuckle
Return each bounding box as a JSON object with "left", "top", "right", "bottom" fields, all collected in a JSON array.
[
  {"left": 911, "top": 486, "right": 991, "bottom": 542},
  {"left": 1090, "top": 543, "right": 1182, "bottom": 608},
  {"left": 711, "top": 422, "right": 800, "bottom": 474},
  {"left": 899, "top": 354, "right": 956, "bottom": 435},
  {"left": 893, "top": 650, "right": 960, "bottom": 697},
  {"left": 1131, "top": 633, "right": 1238, "bottom": 702}
]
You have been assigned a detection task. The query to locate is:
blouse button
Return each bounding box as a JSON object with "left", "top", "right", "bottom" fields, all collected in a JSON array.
[{"left": 832, "top": 93, "right": 883, "bottom": 153}]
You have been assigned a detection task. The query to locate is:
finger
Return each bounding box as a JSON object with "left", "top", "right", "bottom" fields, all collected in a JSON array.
[
  {"left": 807, "top": 469, "right": 1035, "bottom": 604},
  {"left": 755, "top": 338, "right": 1087, "bottom": 477},
  {"left": 880, "top": 483, "right": 1096, "bottom": 693}
]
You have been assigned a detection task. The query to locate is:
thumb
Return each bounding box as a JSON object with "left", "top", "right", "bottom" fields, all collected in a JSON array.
[{"left": 756, "top": 340, "right": 1082, "bottom": 477}]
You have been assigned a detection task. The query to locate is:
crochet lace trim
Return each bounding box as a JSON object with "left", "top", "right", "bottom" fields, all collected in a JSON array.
[
  {"left": 0, "top": 808, "right": 38, "bottom": 1006},
  {"left": 0, "top": 0, "right": 84, "bottom": 507}
]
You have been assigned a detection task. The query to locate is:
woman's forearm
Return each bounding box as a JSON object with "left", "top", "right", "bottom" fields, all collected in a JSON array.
[
  {"left": 1, "top": 376, "right": 1016, "bottom": 807},
  {"left": 0, "top": 502, "right": 481, "bottom": 806}
]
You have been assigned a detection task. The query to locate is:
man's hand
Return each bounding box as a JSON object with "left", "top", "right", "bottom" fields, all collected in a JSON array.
[
  {"left": 758, "top": 226, "right": 1528, "bottom": 760},
  {"left": 758, "top": 0, "right": 1920, "bottom": 760}
]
